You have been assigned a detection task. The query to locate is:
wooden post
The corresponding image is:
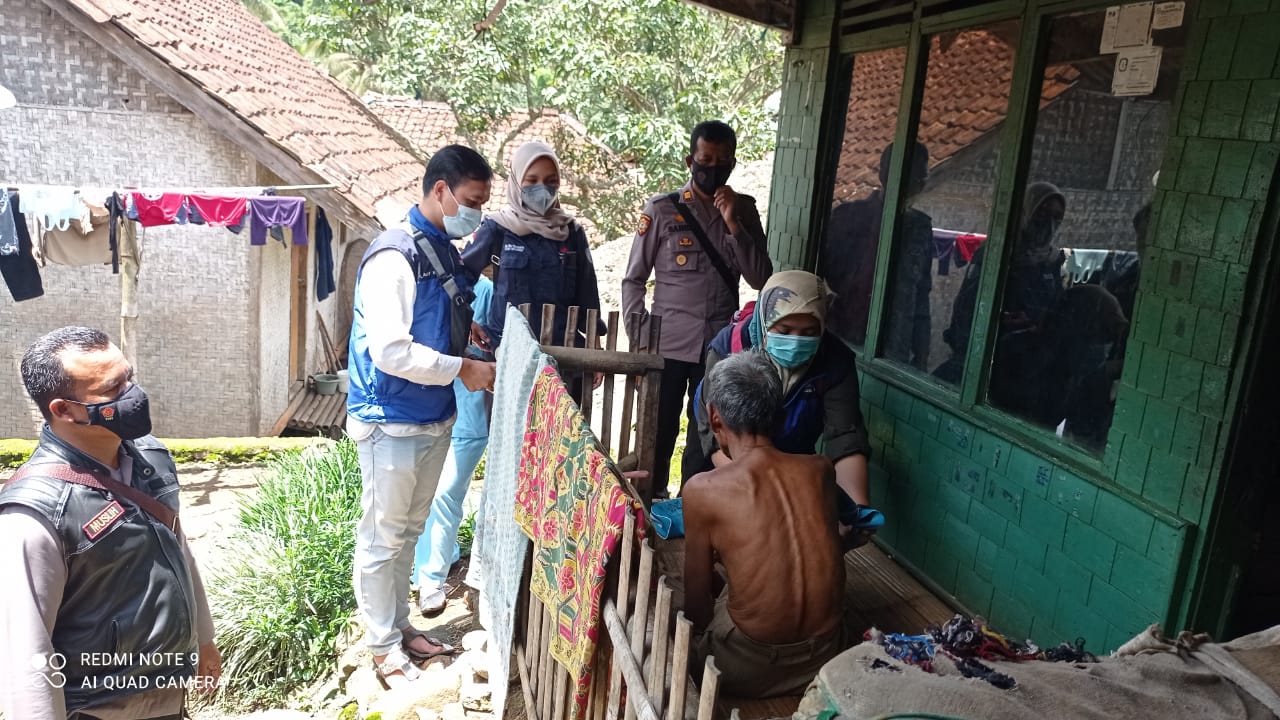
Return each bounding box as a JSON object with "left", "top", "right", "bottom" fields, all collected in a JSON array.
[
  {"left": 669, "top": 612, "right": 694, "bottom": 720},
  {"left": 695, "top": 657, "right": 720, "bottom": 720},
  {"left": 602, "top": 599, "right": 662, "bottom": 720},
  {"left": 582, "top": 307, "right": 598, "bottom": 425},
  {"left": 601, "top": 311, "right": 620, "bottom": 453},
  {"left": 638, "top": 316, "right": 663, "bottom": 503},
  {"left": 118, "top": 220, "right": 139, "bottom": 368},
  {"left": 647, "top": 579, "right": 673, "bottom": 713},
  {"left": 624, "top": 543, "right": 654, "bottom": 720}
]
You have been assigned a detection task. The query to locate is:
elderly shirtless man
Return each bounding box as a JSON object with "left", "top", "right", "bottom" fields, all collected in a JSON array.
[{"left": 683, "top": 350, "right": 847, "bottom": 698}]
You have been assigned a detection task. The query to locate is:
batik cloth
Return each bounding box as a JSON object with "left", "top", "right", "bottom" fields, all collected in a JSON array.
[{"left": 515, "top": 366, "right": 644, "bottom": 720}]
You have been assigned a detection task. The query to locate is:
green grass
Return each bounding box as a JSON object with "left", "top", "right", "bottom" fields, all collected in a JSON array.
[
  {"left": 207, "top": 437, "right": 362, "bottom": 709},
  {"left": 457, "top": 510, "right": 477, "bottom": 558},
  {"left": 0, "top": 436, "right": 323, "bottom": 468}
]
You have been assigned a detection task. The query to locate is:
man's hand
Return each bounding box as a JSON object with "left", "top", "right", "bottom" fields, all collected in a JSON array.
[
  {"left": 593, "top": 372, "right": 605, "bottom": 389},
  {"left": 470, "top": 321, "right": 492, "bottom": 353},
  {"left": 196, "top": 641, "right": 222, "bottom": 698},
  {"left": 713, "top": 186, "right": 740, "bottom": 235},
  {"left": 458, "top": 358, "right": 496, "bottom": 392}
]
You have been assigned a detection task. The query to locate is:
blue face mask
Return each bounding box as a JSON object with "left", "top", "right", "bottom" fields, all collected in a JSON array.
[
  {"left": 765, "top": 333, "right": 820, "bottom": 368},
  {"left": 521, "top": 184, "right": 557, "bottom": 215},
  {"left": 443, "top": 185, "right": 483, "bottom": 238}
]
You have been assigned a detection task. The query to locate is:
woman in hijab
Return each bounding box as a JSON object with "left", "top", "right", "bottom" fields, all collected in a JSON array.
[
  {"left": 461, "top": 141, "right": 605, "bottom": 368},
  {"left": 691, "top": 270, "right": 873, "bottom": 525}
]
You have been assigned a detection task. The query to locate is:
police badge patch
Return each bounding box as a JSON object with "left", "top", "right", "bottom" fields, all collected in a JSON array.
[{"left": 638, "top": 214, "right": 652, "bottom": 235}]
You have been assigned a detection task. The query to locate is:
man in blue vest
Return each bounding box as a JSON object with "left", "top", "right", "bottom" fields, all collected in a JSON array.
[{"left": 346, "top": 145, "right": 497, "bottom": 687}]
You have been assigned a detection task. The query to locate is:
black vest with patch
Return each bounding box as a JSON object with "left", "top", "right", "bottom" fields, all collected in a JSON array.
[{"left": 0, "top": 428, "right": 197, "bottom": 711}]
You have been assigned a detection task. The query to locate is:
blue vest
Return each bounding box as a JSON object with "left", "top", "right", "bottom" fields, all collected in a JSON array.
[{"left": 347, "top": 218, "right": 473, "bottom": 425}]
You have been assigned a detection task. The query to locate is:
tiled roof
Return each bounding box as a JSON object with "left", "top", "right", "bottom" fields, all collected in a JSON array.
[
  {"left": 832, "top": 31, "right": 1078, "bottom": 203},
  {"left": 58, "top": 0, "right": 423, "bottom": 221},
  {"left": 365, "top": 95, "right": 615, "bottom": 211}
]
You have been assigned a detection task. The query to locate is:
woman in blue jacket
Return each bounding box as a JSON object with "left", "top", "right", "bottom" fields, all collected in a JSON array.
[
  {"left": 692, "top": 271, "right": 873, "bottom": 533},
  {"left": 461, "top": 141, "right": 605, "bottom": 385}
]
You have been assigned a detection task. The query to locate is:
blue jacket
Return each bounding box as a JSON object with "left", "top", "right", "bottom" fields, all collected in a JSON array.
[
  {"left": 452, "top": 276, "right": 493, "bottom": 439},
  {"left": 348, "top": 208, "right": 474, "bottom": 425},
  {"left": 461, "top": 218, "right": 604, "bottom": 346},
  {"left": 694, "top": 320, "right": 871, "bottom": 464}
]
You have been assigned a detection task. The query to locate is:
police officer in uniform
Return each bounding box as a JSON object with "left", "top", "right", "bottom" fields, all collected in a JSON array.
[{"left": 622, "top": 121, "right": 773, "bottom": 497}]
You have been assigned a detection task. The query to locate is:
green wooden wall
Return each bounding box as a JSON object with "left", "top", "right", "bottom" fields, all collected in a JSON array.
[{"left": 765, "top": 0, "right": 1280, "bottom": 648}]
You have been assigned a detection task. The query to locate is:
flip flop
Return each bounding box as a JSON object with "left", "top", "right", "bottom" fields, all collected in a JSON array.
[
  {"left": 374, "top": 648, "right": 421, "bottom": 689},
  {"left": 401, "top": 627, "right": 458, "bottom": 662}
]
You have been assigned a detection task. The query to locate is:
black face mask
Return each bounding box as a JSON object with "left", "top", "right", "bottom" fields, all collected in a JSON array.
[
  {"left": 64, "top": 383, "right": 153, "bottom": 440},
  {"left": 691, "top": 161, "right": 734, "bottom": 196}
]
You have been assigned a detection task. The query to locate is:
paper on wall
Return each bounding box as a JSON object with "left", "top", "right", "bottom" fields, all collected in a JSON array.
[
  {"left": 1101, "top": 2, "right": 1154, "bottom": 54},
  {"left": 1151, "top": 1, "right": 1184, "bottom": 30},
  {"left": 1113, "top": 45, "right": 1163, "bottom": 97}
]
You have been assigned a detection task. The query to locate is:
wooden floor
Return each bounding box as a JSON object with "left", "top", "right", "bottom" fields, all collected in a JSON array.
[{"left": 719, "top": 542, "right": 956, "bottom": 720}]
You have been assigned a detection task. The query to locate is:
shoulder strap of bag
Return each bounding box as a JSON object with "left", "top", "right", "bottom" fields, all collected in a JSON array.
[
  {"left": 7, "top": 462, "right": 180, "bottom": 533},
  {"left": 666, "top": 193, "right": 737, "bottom": 294},
  {"left": 408, "top": 227, "right": 476, "bottom": 308}
]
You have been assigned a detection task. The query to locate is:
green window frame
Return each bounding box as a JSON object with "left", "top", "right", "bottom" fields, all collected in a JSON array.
[{"left": 813, "top": 0, "right": 1188, "bottom": 480}]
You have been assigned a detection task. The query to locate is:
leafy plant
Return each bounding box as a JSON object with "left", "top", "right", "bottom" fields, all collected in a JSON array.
[
  {"left": 457, "top": 510, "right": 478, "bottom": 558},
  {"left": 208, "top": 437, "right": 363, "bottom": 709}
]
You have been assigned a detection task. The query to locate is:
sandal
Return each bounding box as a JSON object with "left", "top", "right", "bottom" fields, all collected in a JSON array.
[
  {"left": 401, "top": 626, "right": 458, "bottom": 663},
  {"left": 374, "top": 647, "right": 421, "bottom": 690}
]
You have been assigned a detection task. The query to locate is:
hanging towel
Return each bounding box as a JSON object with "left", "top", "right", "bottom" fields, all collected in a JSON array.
[
  {"left": 0, "top": 190, "right": 19, "bottom": 256},
  {"left": 314, "top": 207, "right": 335, "bottom": 301},
  {"left": 955, "top": 232, "right": 986, "bottom": 263},
  {"left": 515, "top": 366, "right": 645, "bottom": 720},
  {"left": 187, "top": 195, "right": 249, "bottom": 228},
  {"left": 39, "top": 198, "right": 113, "bottom": 268},
  {"left": 248, "top": 196, "right": 307, "bottom": 246},
  {"left": 466, "top": 306, "right": 547, "bottom": 720},
  {"left": 131, "top": 192, "right": 187, "bottom": 227},
  {"left": 0, "top": 192, "right": 45, "bottom": 301}
]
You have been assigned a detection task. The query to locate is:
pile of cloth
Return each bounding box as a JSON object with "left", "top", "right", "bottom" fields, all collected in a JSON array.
[{"left": 796, "top": 621, "right": 1280, "bottom": 720}]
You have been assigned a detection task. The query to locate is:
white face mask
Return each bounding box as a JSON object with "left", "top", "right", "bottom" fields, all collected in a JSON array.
[
  {"left": 443, "top": 185, "right": 483, "bottom": 238},
  {"left": 521, "top": 184, "right": 557, "bottom": 215}
]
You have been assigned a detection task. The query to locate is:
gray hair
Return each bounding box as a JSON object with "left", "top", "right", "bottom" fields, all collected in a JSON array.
[{"left": 706, "top": 350, "right": 782, "bottom": 436}]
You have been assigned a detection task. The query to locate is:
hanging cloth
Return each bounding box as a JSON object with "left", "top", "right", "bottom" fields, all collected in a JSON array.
[
  {"left": 39, "top": 196, "right": 113, "bottom": 268},
  {"left": 131, "top": 192, "right": 187, "bottom": 227},
  {"left": 23, "top": 186, "right": 84, "bottom": 232},
  {"left": 0, "top": 190, "right": 19, "bottom": 256},
  {"left": 314, "top": 207, "right": 335, "bottom": 301},
  {"left": 0, "top": 192, "right": 45, "bottom": 301},
  {"left": 248, "top": 196, "right": 307, "bottom": 246},
  {"left": 187, "top": 195, "right": 248, "bottom": 228}
]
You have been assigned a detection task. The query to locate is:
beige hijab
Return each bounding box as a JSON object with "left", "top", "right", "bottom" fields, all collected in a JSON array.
[
  {"left": 751, "top": 270, "right": 834, "bottom": 393},
  {"left": 490, "top": 141, "right": 577, "bottom": 242}
]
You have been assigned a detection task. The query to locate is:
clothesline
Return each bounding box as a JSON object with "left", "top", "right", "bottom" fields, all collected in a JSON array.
[{"left": 3, "top": 182, "right": 336, "bottom": 193}]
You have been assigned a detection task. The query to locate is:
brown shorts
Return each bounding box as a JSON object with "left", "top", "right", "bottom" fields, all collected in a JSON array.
[{"left": 697, "top": 595, "right": 847, "bottom": 698}]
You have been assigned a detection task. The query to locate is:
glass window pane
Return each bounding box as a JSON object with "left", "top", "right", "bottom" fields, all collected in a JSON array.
[
  {"left": 879, "top": 23, "right": 1020, "bottom": 381},
  {"left": 985, "top": 3, "right": 1189, "bottom": 452},
  {"left": 821, "top": 46, "right": 908, "bottom": 348}
]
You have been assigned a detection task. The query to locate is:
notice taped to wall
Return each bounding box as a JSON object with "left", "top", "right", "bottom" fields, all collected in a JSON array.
[
  {"left": 1151, "top": 2, "right": 1185, "bottom": 30},
  {"left": 1101, "top": 2, "right": 1154, "bottom": 54},
  {"left": 1113, "top": 45, "right": 1163, "bottom": 96}
]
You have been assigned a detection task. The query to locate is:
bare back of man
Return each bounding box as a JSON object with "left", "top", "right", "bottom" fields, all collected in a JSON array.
[{"left": 684, "top": 445, "right": 845, "bottom": 644}]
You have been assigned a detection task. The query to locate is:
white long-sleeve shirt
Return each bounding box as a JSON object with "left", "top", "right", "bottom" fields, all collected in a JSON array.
[
  {"left": 0, "top": 454, "right": 214, "bottom": 720},
  {"left": 346, "top": 248, "right": 461, "bottom": 440}
]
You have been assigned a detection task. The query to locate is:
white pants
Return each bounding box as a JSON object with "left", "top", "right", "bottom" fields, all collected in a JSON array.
[{"left": 353, "top": 426, "right": 451, "bottom": 654}]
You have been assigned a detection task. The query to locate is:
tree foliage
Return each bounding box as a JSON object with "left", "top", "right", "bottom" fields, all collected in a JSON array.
[{"left": 248, "top": 0, "right": 783, "bottom": 239}]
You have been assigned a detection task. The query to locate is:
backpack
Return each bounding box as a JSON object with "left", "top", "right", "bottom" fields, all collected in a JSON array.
[{"left": 729, "top": 300, "right": 756, "bottom": 354}]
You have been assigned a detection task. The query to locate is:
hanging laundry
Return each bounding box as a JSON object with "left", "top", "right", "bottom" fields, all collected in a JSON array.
[
  {"left": 514, "top": 365, "right": 645, "bottom": 720},
  {"left": 932, "top": 231, "right": 955, "bottom": 275},
  {"left": 23, "top": 186, "right": 84, "bottom": 232},
  {"left": 39, "top": 197, "right": 113, "bottom": 268},
  {"left": 955, "top": 232, "right": 985, "bottom": 263},
  {"left": 187, "top": 194, "right": 249, "bottom": 228},
  {"left": 105, "top": 192, "right": 126, "bottom": 273},
  {"left": 1064, "top": 248, "right": 1110, "bottom": 284},
  {"left": 0, "top": 192, "right": 45, "bottom": 302},
  {"left": 0, "top": 190, "right": 19, "bottom": 256},
  {"left": 314, "top": 207, "right": 335, "bottom": 301},
  {"left": 131, "top": 192, "right": 188, "bottom": 227},
  {"left": 248, "top": 196, "right": 307, "bottom": 246}
]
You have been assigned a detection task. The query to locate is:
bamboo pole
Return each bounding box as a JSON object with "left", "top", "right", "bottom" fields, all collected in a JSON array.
[
  {"left": 602, "top": 598, "right": 661, "bottom": 720},
  {"left": 647, "top": 579, "right": 673, "bottom": 713},
  {"left": 625, "top": 543, "right": 654, "bottom": 720},
  {"left": 669, "top": 612, "right": 693, "bottom": 720},
  {"left": 695, "top": 658, "right": 720, "bottom": 720}
]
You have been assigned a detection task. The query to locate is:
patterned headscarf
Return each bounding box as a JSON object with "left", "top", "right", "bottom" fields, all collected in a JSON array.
[{"left": 749, "top": 270, "right": 834, "bottom": 392}]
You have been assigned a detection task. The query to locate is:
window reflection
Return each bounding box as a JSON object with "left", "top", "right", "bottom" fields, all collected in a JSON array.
[
  {"left": 821, "top": 46, "right": 908, "bottom": 348},
  {"left": 986, "top": 3, "right": 1187, "bottom": 451}
]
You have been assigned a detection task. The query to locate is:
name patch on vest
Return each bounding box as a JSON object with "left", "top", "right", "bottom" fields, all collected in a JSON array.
[{"left": 83, "top": 500, "right": 126, "bottom": 540}]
